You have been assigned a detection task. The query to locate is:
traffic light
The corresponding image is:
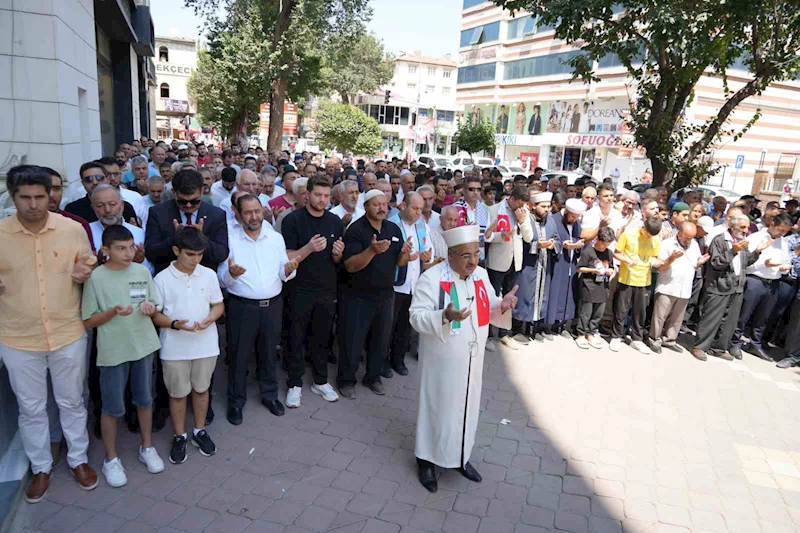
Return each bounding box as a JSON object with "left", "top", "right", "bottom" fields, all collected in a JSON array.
[{"left": 384, "top": 90, "right": 391, "bottom": 105}]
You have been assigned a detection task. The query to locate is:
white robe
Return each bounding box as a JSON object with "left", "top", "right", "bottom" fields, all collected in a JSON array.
[{"left": 410, "top": 262, "right": 510, "bottom": 468}]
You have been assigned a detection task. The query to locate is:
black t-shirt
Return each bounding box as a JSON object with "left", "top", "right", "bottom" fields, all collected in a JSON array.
[
  {"left": 577, "top": 244, "right": 612, "bottom": 303},
  {"left": 341, "top": 216, "right": 403, "bottom": 299},
  {"left": 64, "top": 196, "right": 138, "bottom": 225},
  {"left": 281, "top": 207, "right": 343, "bottom": 293}
]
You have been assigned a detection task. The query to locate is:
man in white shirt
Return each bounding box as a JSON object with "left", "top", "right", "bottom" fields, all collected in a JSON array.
[
  {"left": 729, "top": 211, "right": 793, "bottom": 361},
  {"left": 386, "top": 192, "right": 435, "bottom": 376},
  {"left": 581, "top": 183, "right": 628, "bottom": 241},
  {"left": 148, "top": 146, "right": 167, "bottom": 175},
  {"left": 97, "top": 157, "right": 143, "bottom": 216},
  {"left": 217, "top": 194, "right": 299, "bottom": 425},
  {"left": 88, "top": 185, "right": 153, "bottom": 275},
  {"left": 454, "top": 176, "right": 489, "bottom": 257},
  {"left": 219, "top": 169, "right": 264, "bottom": 224},
  {"left": 209, "top": 167, "right": 238, "bottom": 207},
  {"left": 330, "top": 180, "right": 363, "bottom": 228},
  {"left": 417, "top": 185, "right": 441, "bottom": 232},
  {"left": 136, "top": 175, "right": 166, "bottom": 229},
  {"left": 396, "top": 170, "right": 415, "bottom": 206},
  {"left": 258, "top": 169, "right": 286, "bottom": 205},
  {"left": 649, "top": 222, "right": 709, "bottom": 353},
  {"left": 356, "top": 172, "right": 378, "bottom": 211}
]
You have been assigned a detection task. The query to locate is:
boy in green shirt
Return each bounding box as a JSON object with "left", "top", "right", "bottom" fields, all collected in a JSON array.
[{"left": 82, "top": 225, "right": 164, "bottom": 488}]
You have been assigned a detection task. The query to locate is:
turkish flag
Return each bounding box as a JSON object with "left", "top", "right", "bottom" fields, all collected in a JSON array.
[
  {"left": 495, "top": 214, "right": 511, "bottom": 242},
  {"left": 474, "top": 279, "right": 490, "bottom": 327},
  {"left": 455, "top": 205, "right": 468, "bottom": 226}
]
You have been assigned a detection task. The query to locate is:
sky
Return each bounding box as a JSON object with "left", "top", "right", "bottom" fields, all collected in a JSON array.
[{"left": 150, "top": 0, "right": 462, "bottom": 58}]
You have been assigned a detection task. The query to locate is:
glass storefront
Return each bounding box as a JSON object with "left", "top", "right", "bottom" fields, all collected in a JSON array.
[
  {"left": 549, "top": 146, "right": 596, "bottom": 173},
  {"left": 96, "top": 28, "right": 116, "bottom": 157}
]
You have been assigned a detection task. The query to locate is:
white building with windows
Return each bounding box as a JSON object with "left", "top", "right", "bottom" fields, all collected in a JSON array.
[
  {"left": 155, "top": 36, "right": 198, "bottom": 140},
  {"left": 355, "top": 51, "right": 461, "bottom": 157}
]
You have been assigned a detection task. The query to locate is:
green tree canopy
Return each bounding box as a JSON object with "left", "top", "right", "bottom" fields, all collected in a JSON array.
[
  {"left": 454, "top": 114, "right": 496, "bottom": 159},
  {"left": 495, "top": 0, "right": 800, "bottom": 188},
  {"left": 321, "top": 32, "right": 395, "bottom": 104},
  {"left": 316, "top": 102, "right": 382, "bottom": 155}
]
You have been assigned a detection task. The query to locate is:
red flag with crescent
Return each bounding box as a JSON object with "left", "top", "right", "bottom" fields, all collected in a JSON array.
[
  {"left": 474, "top": 279, "right": 490, "bottom": 327},
  {"left": 455, "top": 205, "right": 469, "bottom": 226}
]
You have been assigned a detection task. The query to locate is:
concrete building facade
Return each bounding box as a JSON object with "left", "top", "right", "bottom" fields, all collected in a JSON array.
[
  {"left": 457, "top": 1, "right": 800, "bottom": 192},
  {"left": 356, "top": 51, "right": 461, "bottom": 157},
  {"left": 155, "top": 35, "right": 198, "bottom": 140}
]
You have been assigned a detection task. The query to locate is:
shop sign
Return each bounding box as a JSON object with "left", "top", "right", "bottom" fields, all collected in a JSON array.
[
  {"left": 494, "top": 133, "right": 544, "bottom": 147},
  {"left": 156, "top": 63, "right": 194, "bottom": 76},
  {"left": 459, "top": 46, "right": 498, "bottom": 64},
  {"left": 162, "top": 99, "right": 189, "bottom": 112},
  {"left": 565, "top": 134, "right": 622, "bottom": 147},
  {"left": 520, "top": 152, "right": 539, "bottom": 169}
]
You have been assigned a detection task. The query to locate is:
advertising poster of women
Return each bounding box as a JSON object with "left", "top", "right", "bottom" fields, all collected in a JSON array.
[
  {"left": 546, "top": 100, "right": 629, "bottom": 134},
  {"left": 509, "top": 102, "right": 544, "bottom": 136}
]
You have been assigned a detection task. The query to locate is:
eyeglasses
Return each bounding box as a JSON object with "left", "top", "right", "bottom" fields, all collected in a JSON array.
[
  {"left": 175, "top": 198, "right": 202, "bottom": 206},
  {"left": 82, "top": 175, "right": 105, "bottom": 184},
  {"left": 467, "top": 187, "right": 481, "bottom": 192},
  {"left": 453, "top": 251, "right": 482, "bottom": 261}
]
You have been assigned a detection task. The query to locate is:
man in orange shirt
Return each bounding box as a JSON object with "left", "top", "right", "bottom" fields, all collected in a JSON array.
[{"left": 0, "top": 166, "right": 99, "bottom": 503}]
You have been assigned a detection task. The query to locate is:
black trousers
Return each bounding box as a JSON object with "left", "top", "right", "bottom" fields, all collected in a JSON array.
[
  {"left": 287, "top": 289, "right": 336, "bottom": 388},
  {"left": 683, "top": 274, "right": 704, "bottom": 328},
  {"left": 227, "top": 295, "right": 283, "bottom": 408},
  {"left": 732, "top": 275, "right": 780, "bottom": 349},
  {"left": 764, "top": 278, "right": 797, "bottom": 345},
  {"left": 694, "top": 291, "right": 743, "bottom": 352},
  {"left": 783, "top": 297, "right": 800, "bottom": 357},
  {"left": 612, "top": 283, "right": 650, "bottom": 341},
  {"left": 577, "top": 301, "right": 605, "bottom": 336},
  {"left": 488, "top": 265, "right": 520, "bottom": 336},
  {"left": 337, "top": 292, "right": 394, "bottom": 387},
  {"left": 389, "top": 292, "right": 413, "bottom": 367}
]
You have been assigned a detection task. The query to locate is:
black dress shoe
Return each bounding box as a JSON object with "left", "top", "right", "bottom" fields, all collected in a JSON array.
[
  {"left": 205, "top": 404, "right": 215, "bottom": 426},
  {"left": 227, "top": 406, "right": 243, "bottom": 425},
  {"left": 262, "top": 399, "right": 285, "bottom": 417},
  {"left": 393, "top": 363, "right": 409, "bottom": 376},
  {"left": 777, "top": 355, "right": 800, "bottom": 369},
  {"left": 327, "top": 354, "right": 338, "bottom": 365},
  {"left": 749, "top": 345, "right": 774, "bottom": 362},
  {"left": 418, "top": 463, "right": 438, "bottom": 493},
  {"left": 728, "top": 346, "right": 743, "bottom": 360},
  {"left": 460, "top": 461, "right": 482, "bottom": 483},
  {"left": 381, "top": 366, "right": 393, "bottom": 379}
]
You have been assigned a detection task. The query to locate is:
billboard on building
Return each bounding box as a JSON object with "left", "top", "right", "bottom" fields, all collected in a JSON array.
[{"left": 259, "top": 102, "right": 299, "bottom": 136}]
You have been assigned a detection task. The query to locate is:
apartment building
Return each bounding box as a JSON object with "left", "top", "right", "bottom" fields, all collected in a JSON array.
[
  {"left": 457, "top": 1, "right": 800, "bottom": 192},
  {"left": 355, "top": 51, "right": 461, "bottom": 157},
  {"left": 155, "top": 35, "right": 199, "bottom": 140}
]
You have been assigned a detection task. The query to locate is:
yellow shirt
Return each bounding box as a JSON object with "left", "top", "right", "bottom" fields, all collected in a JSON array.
[
  {"left": 0, "top": 213, "right": 95, "bottom": 351},
  {"left": 616, "top": 229, "right": 660, "bottom": 287}
]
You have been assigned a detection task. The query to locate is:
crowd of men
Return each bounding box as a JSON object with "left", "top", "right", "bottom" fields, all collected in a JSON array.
[{"left": 4, "top": 135, "right": 800, "bottom": 501}]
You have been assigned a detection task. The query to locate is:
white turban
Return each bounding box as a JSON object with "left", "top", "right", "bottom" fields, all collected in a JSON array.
[{"left": 443, "top": 225, "right": 480, "bottom": 248}]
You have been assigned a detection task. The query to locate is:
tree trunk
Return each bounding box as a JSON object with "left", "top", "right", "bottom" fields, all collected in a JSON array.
[
  {"left": 267, "top": 0, "right": 296, "bottom": 152},
  {"left": 651, "top": 157, "right": 672, "bottom": 189},
  {"left": 339, "top": 91, "right": 350, "bottom": 105}
]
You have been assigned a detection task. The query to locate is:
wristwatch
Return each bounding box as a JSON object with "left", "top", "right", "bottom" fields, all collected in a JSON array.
[{"left": 170, "top": 319, "right": 180, "bottom": 330}]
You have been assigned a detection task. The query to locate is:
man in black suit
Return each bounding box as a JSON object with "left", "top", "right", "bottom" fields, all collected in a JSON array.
[
  {"left": 65, "top": 162, "right": 139, "bottom": 224},
  {"left": 145, "top": 169, "right": 229, "bottom": 274},
  {"left": 528, "top": 105, "right": 542, "bottom": 136},
  {"left": 145, "top": 169, "right": 229, "bottom": 428}
]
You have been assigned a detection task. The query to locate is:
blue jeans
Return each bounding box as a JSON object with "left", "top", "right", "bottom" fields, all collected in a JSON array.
[{"left": 99, "top": 353, "right": 154, "bottom": 418}]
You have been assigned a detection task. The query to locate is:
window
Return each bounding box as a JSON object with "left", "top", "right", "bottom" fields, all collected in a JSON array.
[
  {"left": 503, "top": 50, "right": 582, "bottom": 80},
  {"left": 425, "top": 85, "right": 435, "bottom": 94},
  {"left": 408, "top": 65, "right": 417, "bottom": 75},
  {"left": 507, "top": 15, "right": 553, "bottom": 40},
  {"left": 443, "top": 69, "right": 452, "bottom": 78},
  {"left": 463, "top": 0, "right": 486, "bottom": 8},
  {"left": 442, "top": 87, "right": 451, "bottom": 96},
  {"left": 160, "top": 83, "right": 170, "bottom": 98},
  {"left": 158, "top": 46, "right": 169, "bottom": 62},
  {"left": 428, "top": 67, "right": 436, "bottom": 76},
  {"left": 436, "top": 110, "right": 455, "bottom": 123},
  {"left": 457, "top": 63, "right": 497, "bottom": 84},
  {"left": 460, "top": 21, "right": 500, "bottom": 47},
  {"left": 597, "top": 46, "right": 645, "bottom": 69},
  {"left": 408, "top": 82, "right": 417, "bottom": 89}
]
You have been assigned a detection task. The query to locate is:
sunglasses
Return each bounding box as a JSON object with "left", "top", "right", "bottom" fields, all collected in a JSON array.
[
  {"left": 467, "top": 187, "right": 481, "bottom": 192},
  {"left": 82, "top": 175, "right": 105, "bottom": 184},
  {"left": 176, "top": 198, "right": 202, "bottom": 207}
]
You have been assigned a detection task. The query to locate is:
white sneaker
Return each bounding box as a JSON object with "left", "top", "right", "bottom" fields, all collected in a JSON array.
[
  {"left": 138, "top": 446, "right": 165, "bottom": 474},
  {"left": 102, "top": 458, "right": 128, "bottom": 488},
  {"left": 609, "top": 338, "right": 621, "bottom": 352},
  {"left": 631, "top": 340, "right": 651, "bottom": 354},
  {"left": 311, "top": 383, "right": 339, "bottom": 402},
  {"left": 286, "top": 386, "right": 302, "bottom": 408},
  {"left": 500, "top": 335, "right": 519, "bottom": 350}
]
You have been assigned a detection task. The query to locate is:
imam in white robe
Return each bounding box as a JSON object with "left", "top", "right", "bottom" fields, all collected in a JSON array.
[{"left": 410, "top": 262, "right": 510, "bottom": 469}]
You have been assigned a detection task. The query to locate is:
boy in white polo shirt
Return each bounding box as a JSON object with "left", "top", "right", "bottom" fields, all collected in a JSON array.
[{"left": 152, "top": 227, "right": 224, "bottom": 464}]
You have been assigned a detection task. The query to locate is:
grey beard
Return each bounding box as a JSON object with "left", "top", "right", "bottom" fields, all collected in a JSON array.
[{"left": 100, "top": 215, "right": 123, "bottom": 227}]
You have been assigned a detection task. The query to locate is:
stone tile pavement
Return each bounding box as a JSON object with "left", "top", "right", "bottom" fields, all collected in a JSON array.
[{"left": 9, "top": 334, "right": 800, "bottom": 533}]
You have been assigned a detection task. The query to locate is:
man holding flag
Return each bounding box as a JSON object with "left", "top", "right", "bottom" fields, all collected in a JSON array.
[{"left": 409, "top": 225, "right": 518, "bottom": 493}]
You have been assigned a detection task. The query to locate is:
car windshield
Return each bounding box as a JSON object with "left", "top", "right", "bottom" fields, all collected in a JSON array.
[
  {"left": 462, "top": 159, "right": 473, "bottom": 165},
  {"left": 705, "top": 187, "right": 739, "bottom": 197},
  {"left": 509, "top": 167, "right": 524, "bottom": 173},
  {"left": 435, "top": 159, "right": 449, "bottom": 166}
]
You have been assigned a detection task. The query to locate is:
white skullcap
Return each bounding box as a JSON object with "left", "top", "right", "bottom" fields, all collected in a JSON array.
[
  {"left": 697, "top": 216, "right": 714, "bottom": 233},
  {"left": 565, "top": 198, "right": 587, "bottom": 215},
  {"left": 531, "top": 192, "right": 553, "bottom": 204},
  {"left": 178, "top": 144, "right": 188, "bottom": 150},
  {"left": 364, "top": 189, "right": 386, "bottom": 205},
  {"left": 399, "top": 169, "right": 412, "bottom": 176},
  {"left": 443, "top": 225, "right": 480, "bottom": 248}
]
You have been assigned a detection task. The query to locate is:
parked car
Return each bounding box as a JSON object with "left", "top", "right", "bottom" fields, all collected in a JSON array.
[
  {"left": 495, "top": 165, "right": 527, "bottom": 180},
  {"left": 542, "top": 171, "right": 594, "bottom": 185},
  {"left": 450, "top": 156, "right": 494, "bottom": 172},
  {"left": 417, "top": 154, "right": 452, "bottom": 171},
  {"left": 671, "top": 185, "right": 740, "bottom": 205}
]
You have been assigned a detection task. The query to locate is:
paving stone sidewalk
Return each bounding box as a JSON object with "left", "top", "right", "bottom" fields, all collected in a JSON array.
[{"left": 10, "top": 333, "right": 800, "bottom": 533}]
